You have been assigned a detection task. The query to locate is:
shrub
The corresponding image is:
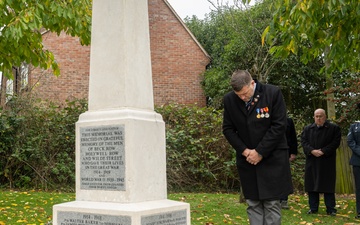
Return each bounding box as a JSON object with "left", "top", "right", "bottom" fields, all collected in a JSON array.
[
  {"left": 291, "top": 153, "right": 305, "bottom": 194},
  {"left": 156, "top": 104, "right": 239, "bottom": 192},
  {"left": 0, "top": 96, "right": 87, "bottom": 190},
  {"left": 0, "top": 99, "right": 305, "bottom": 193}
]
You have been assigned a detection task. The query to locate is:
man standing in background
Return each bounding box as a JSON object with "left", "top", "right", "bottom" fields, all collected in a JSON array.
[
  {"left": 347, "top": 103, "right": 360, "bottom": 219},
  {"left": 301, "top": 108, "right": 341, "bottom": 216}
]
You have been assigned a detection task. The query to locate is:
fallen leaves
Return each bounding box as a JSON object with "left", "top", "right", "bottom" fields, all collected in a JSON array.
[
  {"left": 0, "top": 190, "right": 75, "bottom": 224},
  {"left": 0, "top": 191, "right": 360, "bottom": 224}
]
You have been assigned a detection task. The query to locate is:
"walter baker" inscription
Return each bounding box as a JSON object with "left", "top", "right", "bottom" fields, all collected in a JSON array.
[
  {"left": 80, "top": 125, "right": 125, "bottom": 191},
  {"left": 58, "top": 212, "right": 131, "bottom": 225}
]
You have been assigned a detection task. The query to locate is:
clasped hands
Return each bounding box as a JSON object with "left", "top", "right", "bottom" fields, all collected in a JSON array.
[
  {"left": 311, "top": 149, "right": 324, "bottom": 157},
  {"left": 243, "top": 148, "right": 262, "bottom": 165}
]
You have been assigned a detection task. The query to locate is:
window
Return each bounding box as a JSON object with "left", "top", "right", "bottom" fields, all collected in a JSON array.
[{"left": 0, "top": 63, "right": 29, "bottom": 103}]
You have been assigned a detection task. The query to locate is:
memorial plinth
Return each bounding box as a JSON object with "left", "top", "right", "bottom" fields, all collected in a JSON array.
[
  {"left": 52, "top": 0, "right": 190, "bottom": 224},
  {"left": 75, "top": 109, "right": 167, "bottom": 203},
  {"left": 54, "top": 200, "right": 188, "bottom": 225}
]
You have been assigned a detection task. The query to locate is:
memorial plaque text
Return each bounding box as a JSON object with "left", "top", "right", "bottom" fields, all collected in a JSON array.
[
  {"left": 58, "top": 211, "right": 131, "bottom": 225},
  {"left": 141, "top": 210, "right": 187, "bottom": 225},
  {"left": 80, "top": 125, "right": 125, "bottom": 191}
]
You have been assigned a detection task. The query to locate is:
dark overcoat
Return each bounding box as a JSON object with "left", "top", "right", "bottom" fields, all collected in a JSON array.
[
  {"left": 286, "top": 117, "right": 298, "bottom": 156},
  {"left": 301, "top": 121, "right": 341, "bottom": 193},
  {"left": 348, "top": 122, "right": 360, "bottom": 167},
  {"left": 223, "top": 80, "right": 293, "bottom": 200}
]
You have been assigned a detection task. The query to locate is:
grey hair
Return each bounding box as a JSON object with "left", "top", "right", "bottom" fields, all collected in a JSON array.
[{"left": 230, "top": 70, "right": 252, "bottom": 92}]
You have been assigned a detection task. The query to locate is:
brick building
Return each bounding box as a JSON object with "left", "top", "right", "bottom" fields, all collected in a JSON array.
[{"left": 28, "top": 0, "right": 210, "bottom": 107}]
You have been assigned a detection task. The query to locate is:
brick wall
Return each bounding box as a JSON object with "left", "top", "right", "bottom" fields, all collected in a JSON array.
[
  {"left": 31, "top": 32, "right": 91, "bottom": 102},
  {"left": 31, "top": 0, "right": 210, "bottom": 107}
]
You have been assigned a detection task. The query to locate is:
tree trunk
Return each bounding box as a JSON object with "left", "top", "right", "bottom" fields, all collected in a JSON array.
[{"left": 324, "top": 46, "right": 336, "bottom": 120}]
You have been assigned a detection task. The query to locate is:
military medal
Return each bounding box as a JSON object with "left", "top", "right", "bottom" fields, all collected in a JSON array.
[
  {"left": 260, "top": 108, "right": 265, "bottom": 118},
  {"left": 256, "top": 108, "right": 261, "bottom": 118},
  {"left": 264, "top": 107, "right": 269, "bottom": 118}
]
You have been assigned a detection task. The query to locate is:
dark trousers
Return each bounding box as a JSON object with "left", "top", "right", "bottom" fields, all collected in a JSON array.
[
  {"left": 308, "top": 191, "right": 336, "bottom": 213},
  {"left": 353, "top": 166, "right": 360, "bottom": 214}
]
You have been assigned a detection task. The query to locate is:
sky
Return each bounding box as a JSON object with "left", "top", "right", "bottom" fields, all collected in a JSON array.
[
  {"left": 166, "top": 0, "right": 253, "bottom": 20},
  {"left": 166, "top": 0, "right": 219, "bottom": 20}
]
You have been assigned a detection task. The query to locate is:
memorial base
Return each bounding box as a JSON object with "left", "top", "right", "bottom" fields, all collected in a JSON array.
[
  {"left": 76, "top": 109, "right": 167, "bottom": 203},
  {"left": 53, "top": 199, "right": 190, "bottom": 225}
]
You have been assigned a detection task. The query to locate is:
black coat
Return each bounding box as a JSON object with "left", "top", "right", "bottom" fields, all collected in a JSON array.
[
  {"left": 348, "top": 122, "right": 360, "bottom": 166},
  {"left": 301, "top": 120, "right": 341, "bottom": 193},
  {"left": 223, "top": 80, "right": 293, "bottom": 200},
  {"left": 286, "top": 118, "right": 298, "bottom": 156}
]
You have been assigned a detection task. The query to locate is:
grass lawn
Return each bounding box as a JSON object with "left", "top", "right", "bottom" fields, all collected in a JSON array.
[{"left": 0, "top": 190, "right": 360, "bottom": 224}]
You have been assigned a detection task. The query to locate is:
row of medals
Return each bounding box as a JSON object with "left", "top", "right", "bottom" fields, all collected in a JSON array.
[{"left": 256, "top": 107, "right": 269, "bottom": 118}]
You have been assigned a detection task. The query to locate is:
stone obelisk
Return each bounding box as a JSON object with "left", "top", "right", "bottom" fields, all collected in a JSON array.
[{"left": 52, "top": 0, "right": 190, "bottom": 224}]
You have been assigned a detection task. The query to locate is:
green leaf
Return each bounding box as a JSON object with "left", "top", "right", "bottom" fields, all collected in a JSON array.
[{"left": 0, "top": 0, "right": 91, "bottom": 80}]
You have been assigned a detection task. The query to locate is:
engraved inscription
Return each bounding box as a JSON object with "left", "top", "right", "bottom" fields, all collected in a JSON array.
[
  {"left": 141, "top": 210, "right": 187, "bottom": 225},
  {"left": 58, "top": 211, "right": 131, "bottom": 225},
  {"left": 80, "top": 125, "right": 125, "bottom": 191}
]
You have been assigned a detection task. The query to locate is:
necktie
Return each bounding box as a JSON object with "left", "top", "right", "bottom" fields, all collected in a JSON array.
[{"left": 245, "top": 98, "right": 252, "bottom": 110}]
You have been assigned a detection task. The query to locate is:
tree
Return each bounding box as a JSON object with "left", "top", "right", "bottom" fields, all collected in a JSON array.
[
  {"left": 186, "top": 0, "right": 325, "bottom": 117},
  {"left": 262, "top": 0, "right": 360, "bottom": 120},
  {"left": 268, "top": 54, "right": 326, "bottom": 122},
  {"left": 0, "top": 0, "right": 92, "bottom": 79},
  {"left": 327, "top": 72, "right": 360, "bottom": 133},
  {"left": 185, "top": 1, "right": 278, "bottom": 108},
  {"left": 262, "top": 0, "right": 360, "bottom": 74}
]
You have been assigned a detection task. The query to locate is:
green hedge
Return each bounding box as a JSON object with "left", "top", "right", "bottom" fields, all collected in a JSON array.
[
  {"left": 0, "top": 97, "right": 87, "bottom": 191},
  {"left": 0, "top": 97, "right": 304, "bottom": 192},
  {"left": 156, "top": 104, "right": 239, "bottom": 191}
]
